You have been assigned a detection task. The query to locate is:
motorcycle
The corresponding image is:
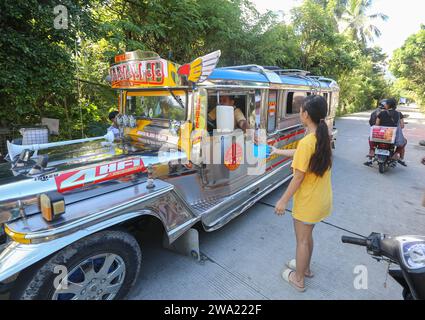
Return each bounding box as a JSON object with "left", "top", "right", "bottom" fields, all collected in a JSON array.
[
  {"left": 372, "top": 142, "right": 398, "bottom": 174},
  {"left": 342, "top": 233, "right": 425, "bottom": 300}
]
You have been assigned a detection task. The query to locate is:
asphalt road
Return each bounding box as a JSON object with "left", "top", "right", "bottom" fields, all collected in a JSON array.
[{"left": 128, "top": 105, "right": 425, "bottom": 300}]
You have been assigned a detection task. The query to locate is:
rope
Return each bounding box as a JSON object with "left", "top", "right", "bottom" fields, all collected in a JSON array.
[{"left": 258, "top": 201, "right": 367, "bottom": 239}]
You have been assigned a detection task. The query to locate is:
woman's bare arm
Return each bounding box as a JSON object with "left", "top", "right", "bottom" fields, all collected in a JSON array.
[
  {"left": 270, "top": 146, "right": 296, "bottom": 158},
  {"left": 279, "top": 169, "right": 305, "bottom": 203}
]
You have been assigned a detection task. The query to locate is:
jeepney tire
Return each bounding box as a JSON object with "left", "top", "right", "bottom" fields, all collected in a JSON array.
[{"left": 12, "top": 229, "right": 142, "bottom": 300}]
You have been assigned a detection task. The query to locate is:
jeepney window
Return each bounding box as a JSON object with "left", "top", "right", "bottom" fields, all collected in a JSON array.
[
  {"left": 285, "top": 91, "right": 306, "bottom": 117},
  {"left": 126, "top": 90, "right": 187, "bottom": 121},
  {"left": 267, "top": 90, "right": 277, "bottom": 133},
  {"left": 206, "top": 90, "right": 249, "bottom": 133}
]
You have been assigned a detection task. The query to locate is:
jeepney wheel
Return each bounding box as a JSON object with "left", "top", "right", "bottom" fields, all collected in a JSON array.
[{"left": 13, "top": 230, "right": 141, "bottom": 300}]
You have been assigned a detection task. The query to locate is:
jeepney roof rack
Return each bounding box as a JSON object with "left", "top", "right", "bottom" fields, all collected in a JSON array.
[
  {"left": 308, "top": 76, "right": 334, "bottom": 83},
  {"left": 262, "top": 66, "right": 323, "bottom": 92},
  {"left": 220, "top": 64, "right": 281, "bottom": 83},
  {"left": 262, "top": 67, "right": 311, "bottom": 76},
  {"left": 220, "top": 65, "right": 325, "bottom": 91}
]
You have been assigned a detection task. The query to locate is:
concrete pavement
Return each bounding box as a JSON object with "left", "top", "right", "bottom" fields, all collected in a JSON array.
[{"left": 128, "top": 105, "right": 425, "bottom": 300}]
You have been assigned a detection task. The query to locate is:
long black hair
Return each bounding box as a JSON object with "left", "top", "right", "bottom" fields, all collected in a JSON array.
[{"left": 301, "top": 95, "right": 332, "bottom": 177}]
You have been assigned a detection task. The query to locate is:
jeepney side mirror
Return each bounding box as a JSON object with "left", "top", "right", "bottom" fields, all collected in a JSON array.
[{"left": 28, "top": 155, "right": 49, "bottom": 176}]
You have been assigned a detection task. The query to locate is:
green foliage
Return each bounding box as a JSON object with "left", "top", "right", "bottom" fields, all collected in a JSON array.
[
  {"left": 390, "top": 26, "right": 425, "bottom": 109},
  {"left": 0, "top": 0, "right": 397, "bottom": 138}
]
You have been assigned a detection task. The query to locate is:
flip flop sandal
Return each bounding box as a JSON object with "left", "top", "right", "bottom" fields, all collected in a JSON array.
[
  {"left": 281, "top": 269, "right": 306, "bottom": 292},
  {"left": 286, "top": 259, "right": 314, "bottom": 278}
]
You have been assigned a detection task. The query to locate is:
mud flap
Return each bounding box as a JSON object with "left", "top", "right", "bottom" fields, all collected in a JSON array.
[{"left": 163, "top": 228, "right": 200, "bottom": 262}]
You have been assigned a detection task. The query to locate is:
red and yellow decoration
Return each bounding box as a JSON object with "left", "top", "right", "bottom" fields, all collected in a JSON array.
[{"left": 110, "top": 49, "right": 221, "bottom": 89}]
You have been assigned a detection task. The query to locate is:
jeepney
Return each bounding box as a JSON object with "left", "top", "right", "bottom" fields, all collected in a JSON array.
[{"left": 0, "top": 50, "right": 339, "bottom": 299}]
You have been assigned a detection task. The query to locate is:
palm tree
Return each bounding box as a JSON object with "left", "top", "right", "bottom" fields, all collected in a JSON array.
[{"left": 339, "top": 0, "right": 388, "bottom": 44}]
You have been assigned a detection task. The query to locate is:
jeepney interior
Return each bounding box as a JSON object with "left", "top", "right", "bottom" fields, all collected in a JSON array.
[
  {"left": 125, "top": 90, "right": 188, "bottom": 123},
  {"left": 206, "top": 91, "right": 249, "bottom": 134}
]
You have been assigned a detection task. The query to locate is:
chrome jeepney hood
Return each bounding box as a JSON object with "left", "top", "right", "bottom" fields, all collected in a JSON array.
[{"left": 0, "top": 141, "right": 187, "bottom": 226}]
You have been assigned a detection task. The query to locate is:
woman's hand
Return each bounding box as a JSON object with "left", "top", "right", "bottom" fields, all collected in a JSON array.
[
  {"left": 275, "top": 198, "right": 288, "bottom": 216},
  {"left": 270, "top": 146, "right": 278, "bottom": 156},
  {"left": 270, "top": 147, "right": 296, "bottom": 158}
]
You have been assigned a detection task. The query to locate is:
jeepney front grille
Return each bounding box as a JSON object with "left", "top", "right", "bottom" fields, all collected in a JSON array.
[{"left": 191, "top": 196, "right": 228, "bottom": 213}]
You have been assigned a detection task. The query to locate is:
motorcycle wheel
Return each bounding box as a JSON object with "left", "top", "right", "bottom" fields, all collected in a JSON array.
[{"left": 379, "top": 163, "right": 385, "bottom": 174}]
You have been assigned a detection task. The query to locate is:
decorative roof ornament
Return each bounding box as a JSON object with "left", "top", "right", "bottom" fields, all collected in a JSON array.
[{"left": 178, "top": 50, "right": 221, "bottom": 83}]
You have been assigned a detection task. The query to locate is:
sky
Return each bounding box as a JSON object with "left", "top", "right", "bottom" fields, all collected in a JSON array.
[{"left": 251, "top": 0, "right": 425, "bottom": 59}]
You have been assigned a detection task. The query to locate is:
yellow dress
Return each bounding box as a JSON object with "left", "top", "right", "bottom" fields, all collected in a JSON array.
[{"left": 291, "top": 133, "right": 332, "bottom": 223}]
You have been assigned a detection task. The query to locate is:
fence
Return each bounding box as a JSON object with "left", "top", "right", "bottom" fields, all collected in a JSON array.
[{"left": 0, "top": 128, "right": 17, "bottom": 162}]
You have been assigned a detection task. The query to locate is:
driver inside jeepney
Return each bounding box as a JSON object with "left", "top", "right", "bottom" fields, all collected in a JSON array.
[
  {"left": 126, "top": 91, "right": 186, "bottom": 121},
  {"left": 207, "top": 95, "right": 248, "bottom": 132}
]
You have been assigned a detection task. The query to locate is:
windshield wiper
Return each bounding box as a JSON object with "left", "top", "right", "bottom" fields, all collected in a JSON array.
[{"left": 167, "top": 89, "right": 185, "bottom": 109}]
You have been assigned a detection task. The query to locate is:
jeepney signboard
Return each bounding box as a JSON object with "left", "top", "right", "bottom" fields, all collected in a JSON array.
[
  {"left": 110, "top": 60, "right": 166, "bottom": 88},
  {"left": 110, "top": 50, "right": 183, "bottom": 89},
  {"left": 110, "top": 49, "right": 221, "bottom": 89}
]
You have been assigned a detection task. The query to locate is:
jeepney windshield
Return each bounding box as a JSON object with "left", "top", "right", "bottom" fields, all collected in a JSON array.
[{"left": 126, "top": 90, "right": 187, "bottom": 121}]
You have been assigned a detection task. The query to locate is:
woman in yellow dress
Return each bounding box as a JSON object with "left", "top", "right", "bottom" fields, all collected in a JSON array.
[{"left": 270, "top": 95, "right": 333, "bottom": 292}]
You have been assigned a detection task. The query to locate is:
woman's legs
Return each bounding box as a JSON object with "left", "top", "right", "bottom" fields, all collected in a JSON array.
[
  {"left": 396, "top": 139, "right": 407, "bottom": 166},
  {"left": 290, "top": 219, "right": 315, "bottom": 287},
  {"left": 368, "top": 138, "right": 375, "bottom": 157},
  {"left": 396, "top": 140, "right": 407, "bottom": 159}
]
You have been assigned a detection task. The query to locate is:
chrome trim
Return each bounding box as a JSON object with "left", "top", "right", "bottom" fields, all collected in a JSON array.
[
  {"left": 0, "top": 212, "right": 143, "bottom": 282},
  {"left": 0, "top": 193, "right": 199, "bottom": 282},
  {"left": 202, "top": 160, "right": 292, "bottom": 229},
  {"left": 8, "top": 182, "right": 173, "bottom": 242},
  {"left": 30, "top": 192, "right": 172, "bottom": 242},
  {"left": 205, "top": 162, "right": 293, "bottom": 231}
]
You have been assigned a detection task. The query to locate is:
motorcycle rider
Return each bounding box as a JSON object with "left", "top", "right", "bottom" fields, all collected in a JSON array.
[
  {"left": 375, "top": 99, "right": 407, "bottom": 167},
  {"left": 364, "top": 100, "right": 386, "bottom": 166}
]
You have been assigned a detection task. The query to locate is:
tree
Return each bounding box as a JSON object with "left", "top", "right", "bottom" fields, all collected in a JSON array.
[
  {"left": 0, "top": 0, "right": 101, "bottom": 133},
  {"left": 339, "top": 0, "right": 388, "bottom": 45},
  {"left": 390, "top": 26, "right": 425, "bottom": 108},
  {"left": 0, "top": 0, "right": 394, "bottom": 139}
]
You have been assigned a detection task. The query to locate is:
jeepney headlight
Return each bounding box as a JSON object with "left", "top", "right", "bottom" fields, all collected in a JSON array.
[{"left": 39, "top": 192, "right": 65, "bottom": 222}]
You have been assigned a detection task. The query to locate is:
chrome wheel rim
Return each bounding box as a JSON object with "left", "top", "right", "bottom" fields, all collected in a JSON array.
[{"left": 52, "top": 253, "right": 126, "bottom": 300}]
